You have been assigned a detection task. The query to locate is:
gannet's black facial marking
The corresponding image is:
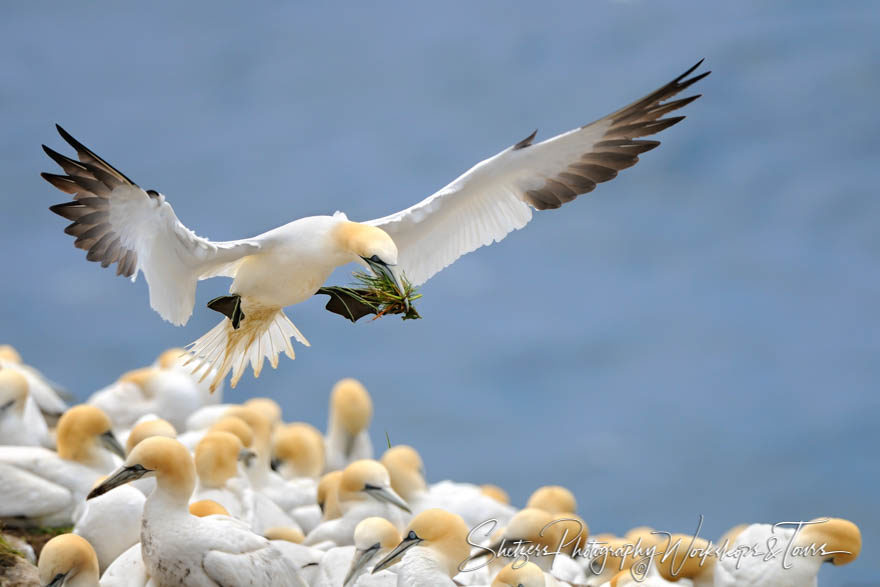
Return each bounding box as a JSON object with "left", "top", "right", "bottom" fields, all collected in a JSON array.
[{"left": 146, "top": 189, "right": 160, "bottom": 199}]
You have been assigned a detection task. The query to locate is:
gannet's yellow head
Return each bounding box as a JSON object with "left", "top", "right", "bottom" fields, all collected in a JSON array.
[
  {"left": 491, "top": 561, "right": 546, "bottom": 587},
  {"left": 125, "top": 418, "right": 177, "bottom": 454},
  {"left": 334, "top": 222, "right": 399, "bottom": 267},
  {"left": 799, "top": 518, "right": 861, "bottom": 565},
  {"left": 330, "top": 378, "right": 373, "bottom": 439},
  {"left": 189, "top": 499, "right": 230, "bottom": 517},
  {"left": 381, "top": 444, "right": 426, "bottom": 501},
  {"left": 225, "top": 405, "right": 271, "bottom": 455},
  {"left": 264, "top": 526, "right": 306, "bottom": 544},
  {"left": 210, "top": 415, "right": 254, "bottom": 448},
  {"left": 57, "top": 405, "right": 124, "bottom": 464},
  {"left": 333, "top": 221, "right": 406, "bottom": 300},
  {"left": 471, "top": 508, "right": 580, "bottom": 573},
  {"left": 88, "top": 436, "right": 195, "bottom": 503},
  {"left": 344, "top": 517, "right": 402, "bottom": 585},
  {"left": 118, "top": 367, "right": 159, "bottom": 396},
  {"left": 195, "top": 431, "right": 253, "bottom": 488},
  {"left": 480, "top": 484, "right": 510, "bottom": 505},
  {"left": 0, "top": 369, "right": 29, "bottom": 414},
  {"left": 339, "top": 459, "right": 410, "bottom": 513},
  {"left": 373, "top": 509, "right": 470, "bottom": 578},
  {"left": 526, "top": 485, "right": 577, "bottom": 515},
  {"left": 244, "top": 397, "right": 283, "bottom": 430},
  {"left": 156, "top": 347, "right": 188, "bottom": 370},
  {"left": 0, "top": 345, "right": 22, "bottom": 364},
  {"left": 655, "top": 533, "right": 713, "bottom": 581},
  {"left": 38, "top": 533, "right": 99, "bottom": 587},
  {"left": 317, "top": 470, "right": 344, "bottom": 520},
  {"left": 273, "top": 422, "right": 325, "bottom": 479}
]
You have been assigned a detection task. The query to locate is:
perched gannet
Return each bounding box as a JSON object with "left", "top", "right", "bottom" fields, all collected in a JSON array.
[
  {"left": 0, "top": 369, "right": 52, "bottom": 448},
  {"left": 87, "top": 366, "right": 205, "bottom": 431},
  {"left": 0, "top": 344, "right": 69, "bottom": 423},
  {"left": 273, "top": 422, "right": 325, "bottom": 479},
  {"left": 309, "top": 516, "right": 401, "bottom": 586},
  {"left": 38, "top": 534, "right": 100, "bottom": 587},
  {"left": 372, "top": 509, "right": 470, "bottom": 586},
  {"left": 325, "top": 378, "right": 374, "bottom": 472},
  {"left": 527, "top": 486, "right": 577, "bottom": 515},
  {"left": 492, "top": 561, "right": 564, "bottom": 587},
  {"left": 72, "top": 477, "right": 145, "bottom": 572},
  {"left": 193, "top": 430, "right": 300, "bottom": 533},
  {"left": 387, "top": 445, "right": 515, "bottom": 528},
  {"left": 712, "top": 518, "right": 861, "bottom": 587},
  {"left": 0, "top": 405, "right": 123, "bottom": 527},
  {"left": 305, "top": 460, "right": 411, "bottom": 546},
  {"left": 87, "top": 437, "right": 308, "bottom": 586},
  {"left": 43, "top": 62, "right": 709, "bottom": 390}
]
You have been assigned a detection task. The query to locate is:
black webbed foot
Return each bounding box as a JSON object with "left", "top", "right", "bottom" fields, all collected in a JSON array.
[{"left": 207, "top": 294, "right": 245, "bottom": 329}]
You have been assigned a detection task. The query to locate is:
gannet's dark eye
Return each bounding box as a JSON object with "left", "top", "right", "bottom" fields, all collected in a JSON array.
[{"left": 407, "top": 530, "right": 419, "bottom": 541}]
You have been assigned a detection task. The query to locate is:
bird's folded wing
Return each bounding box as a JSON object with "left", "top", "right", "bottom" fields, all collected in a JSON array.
[
  {"left": 0, "top": 462, "right": 71, "bottom": 518},
  {"left": 367, "top": 61, "right": 709, "bottom": 286},
  {"left": 43, "top": 125, "right": 260, "bottom": 326}
]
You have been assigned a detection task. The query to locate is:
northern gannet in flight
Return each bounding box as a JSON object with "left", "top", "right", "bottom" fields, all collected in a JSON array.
[{"left": 43, "top": 61, "right": 709, "bottom": 391}]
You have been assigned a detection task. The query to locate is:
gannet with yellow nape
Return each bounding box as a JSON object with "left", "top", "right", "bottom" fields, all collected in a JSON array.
[{"left": 43, "top": 62, "right": 709, "bottom": 391}]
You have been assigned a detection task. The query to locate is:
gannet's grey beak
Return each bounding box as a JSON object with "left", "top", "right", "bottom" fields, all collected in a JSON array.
[
  {"left": 372, "top": 531, "right": 422, "bottom": 573},
  {"left": 344, "top": 542, "right": 380, "bottom": 585},
  {"left": 100, "top": 430, "right": 126, "bottom": 459},
  {"left": 238, "top": 448, "right": 257, "bottom": 467},
  {"left": 363, "top": 256, "right": 408, "bottom": 310},
  {"left": 88, "top": 464, "right": 152, "bottom": 499},
  {"left": 364, "top": 483, "right": 411, "bottom": 513},
  {"left": 47, "top": 571, "right": 68, "bottom": 587}
]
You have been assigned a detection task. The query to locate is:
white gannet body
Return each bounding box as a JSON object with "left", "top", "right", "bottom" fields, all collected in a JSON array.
[
  {"left": 382, "top": 445, "right": 516, "bottom": 530},
  {"left": 43, "top": 63, "right": 708, "bottom": 391},
  {"left": 305, "top": 460, "right": 411, "bottom": 546},
  {"left": 325, "top": 378, "right": 374, "bottom": 472},
  {"left": 72, "top": 481, "right": 145, "bottom": 573},
  {"left": 713, "top": 519, "right": 861, "bottom": 587},
  {"left": 88, "top": 366, "right": 204, "bottom": 432},
  {"left": 37, "top": 533, "right": 101, "bottom": 587},
  {"left": 0, "top": 405, "right": 123, "bottom": 527},
  {"left": 87, "top": 436, "right": 307, "bottom": 587},
  {"left": 0, "top": 369, "right": 52, "bottom": 448},
  {"left": 100, "top": 542, "right": 154, "bottom": 587},
  {"left": 0, "top": 345, "right": 69, "bottom": 423},
  {"left": 372, "top": 509, "right": 471, "bottom": 586}
]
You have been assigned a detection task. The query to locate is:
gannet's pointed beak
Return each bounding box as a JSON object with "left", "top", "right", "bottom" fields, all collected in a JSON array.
[
  {"left": 47, "top": 572, "right": 68, "bottom": 587},
  {"left": 364, "top": 483, "right": 411, "bottom": 513},
  {"left": 88, "top": 464, "right": 152, "bottom": 499},
  {"left": 372, "top": 531, "right": 423, "bottom": 573},
  {"left": 362, "top": 256, "right": 409, "bottom": 311},
  {"left": 344, "top": 542, "right": 380, "bottom": 585},
  {"left": 100, "top": 430, "right": 126, "bottom": 459}
]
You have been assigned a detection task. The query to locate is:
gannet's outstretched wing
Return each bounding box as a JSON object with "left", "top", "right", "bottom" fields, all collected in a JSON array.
[
  {"left": 367, "top": 61, "right": 709, "bottom": 286},
  {"left": 43, "top": 125, "right": 260, "bottom": 326}
]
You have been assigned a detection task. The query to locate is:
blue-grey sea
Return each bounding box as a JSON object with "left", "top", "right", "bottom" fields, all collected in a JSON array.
[{"left": 2, "top": 2, "right": 878, "bottom": 584}]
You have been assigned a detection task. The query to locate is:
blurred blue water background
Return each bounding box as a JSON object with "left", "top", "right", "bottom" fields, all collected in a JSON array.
[{"left": 1, "top": 2, "right": 878, "bottom": 583}]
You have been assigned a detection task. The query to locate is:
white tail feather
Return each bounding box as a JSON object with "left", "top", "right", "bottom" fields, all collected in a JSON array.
[{"left": 185, "top": 304, "right": 309, "bottom": 392}]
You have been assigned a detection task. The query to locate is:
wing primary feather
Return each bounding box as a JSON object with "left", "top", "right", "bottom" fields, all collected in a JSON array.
[{"left": 54, "top": 125, "right": 136, "bottom": 186}]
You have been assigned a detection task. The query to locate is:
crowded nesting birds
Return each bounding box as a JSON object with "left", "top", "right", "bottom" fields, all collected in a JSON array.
[
  {"left": 43, "top": 62, "right": 709, "bottom": 391},
  {"left": 273, "top": 422, "right": 325, "bottom": 479},
  {"left": 326, "top": 378, "right": 374, "bottom": 471},
  {"left": 372, "top": 509, "right": 471, "bottom": 583},
  {"left": 38, "top": 533, "right": 100, "bottom": 587},
  {"left": 88, "top": 436, "right": 307, "bottom": 586}
]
